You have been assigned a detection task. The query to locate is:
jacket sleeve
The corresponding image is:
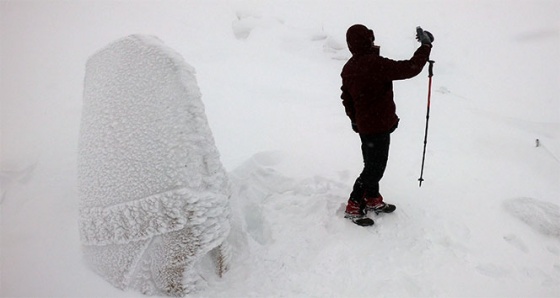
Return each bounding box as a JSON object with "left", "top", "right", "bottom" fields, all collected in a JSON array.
[
  {"left": 380, "top": 44, "right": 431, "bottom": 81},
  {"left": 341, "top": 85, "right": 356, "bottom": 123}
]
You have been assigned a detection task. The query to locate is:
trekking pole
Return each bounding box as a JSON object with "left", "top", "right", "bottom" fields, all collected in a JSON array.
[{"left": 418, "top": 60, "right": 435, "bottom": 187}]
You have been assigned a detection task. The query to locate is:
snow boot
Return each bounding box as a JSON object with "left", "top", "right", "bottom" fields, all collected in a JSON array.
[
  {"left": 344, "top": 199, "right": 374, "bottom": 226},
  {"left": 365, "top": 195, "right": 396, "bottom": 215}
]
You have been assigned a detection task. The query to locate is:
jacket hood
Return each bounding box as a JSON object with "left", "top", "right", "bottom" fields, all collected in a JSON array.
[{"left": 346, "top": 24, "right": 375, "bottom": 55}]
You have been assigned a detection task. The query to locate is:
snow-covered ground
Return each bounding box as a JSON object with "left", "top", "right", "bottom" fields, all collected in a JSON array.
[{"left": 1, "top": 1, "right": 559, "bottom": 297}]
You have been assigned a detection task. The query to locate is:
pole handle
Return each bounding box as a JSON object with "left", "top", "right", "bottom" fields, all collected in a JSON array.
[{"left": 428, "top": 60, "right": 435, "bottom": 78}]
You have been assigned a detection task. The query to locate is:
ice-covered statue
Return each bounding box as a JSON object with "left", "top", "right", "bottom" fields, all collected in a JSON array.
[{"left": 78, "top": 35, "right": 231, "bottom": 296}]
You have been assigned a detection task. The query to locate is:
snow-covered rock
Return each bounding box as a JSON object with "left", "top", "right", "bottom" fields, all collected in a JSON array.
[{"left": 78, "top": 35, "right": 231, "bottom": 297}]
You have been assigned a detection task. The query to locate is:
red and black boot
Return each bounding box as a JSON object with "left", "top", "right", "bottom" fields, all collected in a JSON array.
[
  {"left": 344, "top": 199, "right": 374, "bottom": 226},
  {"left": 364, "top": 194, "right": 396, "bottom": 215}
]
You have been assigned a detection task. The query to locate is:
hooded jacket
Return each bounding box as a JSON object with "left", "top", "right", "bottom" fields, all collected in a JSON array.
[{"left": 341, "top": 24, "right": 431, "bottom": 135}]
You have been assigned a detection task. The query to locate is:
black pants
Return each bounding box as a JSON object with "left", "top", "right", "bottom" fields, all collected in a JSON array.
[{"left": 350, "top": 133, "right": 391, "bottom": 203}]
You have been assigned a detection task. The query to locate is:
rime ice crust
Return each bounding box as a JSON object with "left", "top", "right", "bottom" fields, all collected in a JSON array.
[{"left": 78, "top": 35, "right": 231, "bottom": 296}]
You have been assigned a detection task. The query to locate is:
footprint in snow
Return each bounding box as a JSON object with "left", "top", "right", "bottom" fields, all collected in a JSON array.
[
  {"left": 436, "top": 86, "right": 451, "bottom": 94},
  {"left": 502, "top": 197, "right": 560, "bottom": 239},
  {"left": 546, "top": 245, "right": 560, "bottom": 256},
  {"left": 503, "top": 234, "right": 529, "bottom": 253},
  {"left": 521, "top": 267, "right": 558, "bottom": 287},
  {"left": 476, "top": 263, "right": 510, "bottom": 278}
]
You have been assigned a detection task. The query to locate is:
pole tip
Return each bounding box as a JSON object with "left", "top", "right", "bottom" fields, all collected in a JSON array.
[{"left": 418, "top": 178, "right": 424, "bottom": 187}]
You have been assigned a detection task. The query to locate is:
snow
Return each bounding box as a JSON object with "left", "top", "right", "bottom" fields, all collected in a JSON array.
[
  {"left": 1, "top": 0, "right": 559, "bottom": 297},
  {"left": 78, "top": 35, "right": 231, "bottom": 296}
]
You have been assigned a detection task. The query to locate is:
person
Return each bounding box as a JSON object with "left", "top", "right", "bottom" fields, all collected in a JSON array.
[{"left": 340, "top": 24, "right": 434, "bottom": 226}]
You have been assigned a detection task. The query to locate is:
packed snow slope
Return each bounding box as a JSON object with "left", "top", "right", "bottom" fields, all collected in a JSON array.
[{"left": 1, "top": 1, "right": 559, "bottom": 297}]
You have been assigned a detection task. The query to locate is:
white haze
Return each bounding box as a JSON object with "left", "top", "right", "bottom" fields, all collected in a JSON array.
[{"left": 1, "top": 1, "right": 559, "bottom": 297}]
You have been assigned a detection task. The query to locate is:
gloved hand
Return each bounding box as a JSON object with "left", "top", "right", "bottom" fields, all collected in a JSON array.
[{"left": 416, "top": 27, "right": 434, "bottom": 45}]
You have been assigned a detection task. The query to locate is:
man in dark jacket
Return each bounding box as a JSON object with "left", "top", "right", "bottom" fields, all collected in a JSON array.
[{"left": 341, "top": 24, "right": 433, "bottom": 226}]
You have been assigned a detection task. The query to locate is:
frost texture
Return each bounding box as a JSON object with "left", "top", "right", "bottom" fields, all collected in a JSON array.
[{"left": 78, "top": 35, "right": 231, "bottom": 296}]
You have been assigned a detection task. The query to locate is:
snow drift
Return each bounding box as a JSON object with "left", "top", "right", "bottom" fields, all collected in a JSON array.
[{"left": 77, "top": 35, "right": 231, "bottom": 296}]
